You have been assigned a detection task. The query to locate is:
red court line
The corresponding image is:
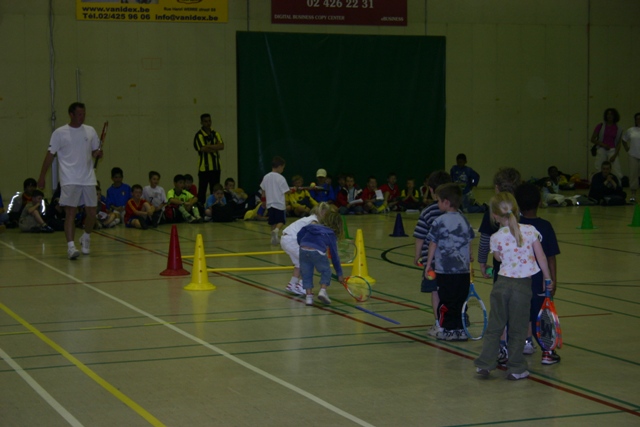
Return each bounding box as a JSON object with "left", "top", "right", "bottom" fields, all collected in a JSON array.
[{"left": 91, "top": 232, "right": 640, "bottom": 418}]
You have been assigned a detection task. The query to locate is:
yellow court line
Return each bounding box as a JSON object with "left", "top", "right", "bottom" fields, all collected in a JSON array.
[{"left": 0, "top": 301, "right": 166, "bottom": 427}]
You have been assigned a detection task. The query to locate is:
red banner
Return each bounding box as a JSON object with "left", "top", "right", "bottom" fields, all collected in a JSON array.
[{"left": 272, "top": 0, "right": 406, "bottom": 26}]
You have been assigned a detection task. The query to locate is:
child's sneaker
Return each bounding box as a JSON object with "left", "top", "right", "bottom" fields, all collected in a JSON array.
[
  {"left": 286, "top": 282, "right": 304, "bottom": 296},
  {"left": 305, "top": 294, "right": 314, "bottom": 306},
  {"left": 523, "top": 338, "right": 536, "bottom": 355},
  {"left": 68, "top": 246, "right": 80, "bottom": 260},
  {"left": 79, "top": 234, "right": 90, "bottom": 255},
  {"left": 294, "top": 283, "right": 305, "bottom": 296},
  {"left": 427, "top": 323, "right": 444, "bottom": 337},
  {"left": 108, "top": 218, "right": 120, "bottom": 228},
  {"left": 507, "top": 370, "right": 530, "bottom": 381},
  {"left": 455, "top": 329, "right": 468, "bottom": 341},
  {"left": 40, "top": 225, "right": 55, "bottom": 233},
  {"left": 497, "top": 345, "right": 509, "bottom": 366},
  {"left": 270, "top": 229, "right": 280, "bottom": 245},
  {"left": 476, "top": 367, "right": 490, "bottom": 378},
  {"left": 436, "top": 329, "right": 456, "bottom": 341},
  {"left": 542, "top": 350, "right": 561, "bottom": 365},
  {"left": 318, "top": 288, "right": 331, "bottom": 305}
]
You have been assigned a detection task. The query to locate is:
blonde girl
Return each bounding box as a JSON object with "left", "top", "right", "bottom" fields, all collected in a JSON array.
[
  {"left": 474, "top": 192, "right": 552, "bottom": 381},
  {"left": 281, "top": 202, "right": 333, "bottom": 295}
]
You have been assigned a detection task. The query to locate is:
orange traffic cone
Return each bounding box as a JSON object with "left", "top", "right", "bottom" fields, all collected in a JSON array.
[
  {"left": 160, "top": 225, "right": 189, "bottom": 276},
  {"left": 350, "top": 229, "right": 376, "bottom": 284},
  {"left": 184, "top": 234, "right": 216, "bottom": 291}
]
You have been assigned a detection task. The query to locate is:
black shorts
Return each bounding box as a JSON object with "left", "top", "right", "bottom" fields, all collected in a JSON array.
[{"left": 267, "top": 207, "right": 285, "bottom": 225}]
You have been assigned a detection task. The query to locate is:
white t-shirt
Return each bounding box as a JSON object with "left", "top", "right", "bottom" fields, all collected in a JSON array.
[
  {"left": 48, "top": 124, "right": 99, "bottom": 186},
  {"left": 282, "top": 214, "right": 318, "bottom": 237},
  {"left": 490, "top": 224, "right": 542, "bottom": 278},
  {"left": 622, "top": 126, "right": 640, "bottom": 159},
  {"left": 260, "top": 172, "right": 289, "bottom": 210},
  {"left": 142, "top": 185, "right": 167, "bottom": 208}
]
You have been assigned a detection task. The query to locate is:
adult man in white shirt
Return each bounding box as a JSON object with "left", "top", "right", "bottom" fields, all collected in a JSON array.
[{"left": 38, "top": 102, "right": 103, "bottom": 259}]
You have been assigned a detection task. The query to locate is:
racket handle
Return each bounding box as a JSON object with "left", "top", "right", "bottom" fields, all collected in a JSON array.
[{"left": 544, "top": 279, "right": 552, "bottom": 295}]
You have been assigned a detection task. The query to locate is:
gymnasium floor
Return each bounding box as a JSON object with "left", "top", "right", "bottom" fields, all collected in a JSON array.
[{"left": 1, "top": 192, "right": 639, "bottom": 426}]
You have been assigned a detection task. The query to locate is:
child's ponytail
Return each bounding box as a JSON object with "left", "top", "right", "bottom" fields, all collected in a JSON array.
[{"left": 490, "top": 192, "right": 523, "bottom": 247}]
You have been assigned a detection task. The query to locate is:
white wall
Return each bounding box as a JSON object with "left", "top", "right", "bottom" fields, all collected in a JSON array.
[{"left": 1, "top": 0, "right": 639, "bottom": 200}]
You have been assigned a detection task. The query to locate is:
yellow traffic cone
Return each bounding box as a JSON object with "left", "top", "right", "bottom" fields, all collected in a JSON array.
[
  {"left": 184, "top": 234, "right": 216, "bottom": 291},
  {"left": 350, "top": 229, "right": 376, "bottom": 284}
]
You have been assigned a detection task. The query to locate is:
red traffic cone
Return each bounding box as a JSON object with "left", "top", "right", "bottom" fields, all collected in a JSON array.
[{"left": 160, "top": 225, "right": 190, "bottom": 276}]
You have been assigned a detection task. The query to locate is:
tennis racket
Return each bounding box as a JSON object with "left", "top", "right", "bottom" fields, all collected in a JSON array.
[
  {"left": 342, "top": 275, "right": 372, "bottom": 302},
  {"left": 462, "top": 265, "right": 488, "bottom": 340},
  {"left": 337, "top": 239, "right": 357, "bottom": 263},
  {"left": 536, "top": 280, "right": 562, "bottom": 351},
  {"left": 94, "top": 121, "right": 109, "bottom": 169}
]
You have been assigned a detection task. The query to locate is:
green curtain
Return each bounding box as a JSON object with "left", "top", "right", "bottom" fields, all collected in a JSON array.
[{"left": 237, "top": 31, "right": 446, "bottom": 192}]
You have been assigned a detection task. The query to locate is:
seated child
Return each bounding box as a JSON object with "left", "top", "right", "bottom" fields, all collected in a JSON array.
[
  {"left": 310, "top": 168, "right": 336, "bottom": 204},
  {"left": 243, "top": 195, "right": 268, "bottom": 221},
  {"left": 336, "top": 174, "right": 363, "bottom": 215},
  {"left": 450, "top": 153, "right": 485, "bottom": 213},
  {"left": 106, "top": 167, "right": 132, "bottom": 222},
  {"left": 297, "top": 210, "right": 344, "bottom": 306},
  {"left": 167, "top": 174, "right": 203, "bottom": 223},
  {"left": 96, "top": 186, "right": 120, "bottom": 228},
  {"left": 361, "top": 176, "right": 386, "bottom": 214},
  {"left": 286, "top": 175, "right": 318, "bottom": 217},
  {"left": 399, "top": 177, "right": 421, "bottom": 211},
  {"left": 125, "top": 184, "right": 156, "bottom": 229},
  {"left": 184, "top": 174, "right": 198, "bottom": 199},
  {"left": 538, "top": 166, "right": 569, "bottom": 207},
  {"left": 19, "top": 189, "right": 54, "bottom": 233},
  {"left": 205, "top": 184, "right": 234, "bottom": 222},
  {"left": 420, "top": 175, "right": 432, "bottom": 208},
  {"left": 380, "top": 172, "right": 400, "bottom": 211},
  {"left": 224, "top": 177, "right": 249, "bottom": 219},
  {"left": 143, "top": 171, "right": 168, "bottom": 210},
  {"left": 0, "top": 192, "right": 9, "bottom": 233}
]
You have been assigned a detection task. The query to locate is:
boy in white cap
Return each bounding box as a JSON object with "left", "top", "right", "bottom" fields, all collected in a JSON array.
[{"left": 310, "top": 168, "right": 336, "bottom": 204}]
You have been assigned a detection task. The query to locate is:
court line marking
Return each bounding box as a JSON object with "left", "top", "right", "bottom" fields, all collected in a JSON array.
[
  {"left": 0, "top": 301, "right": 166, "bottom": 427},
  {"left": 0, "top": 242, "right": 376, "bottom": 427},
  {"left": 0, "top": 346, "right": 84, "bottom": 427}
]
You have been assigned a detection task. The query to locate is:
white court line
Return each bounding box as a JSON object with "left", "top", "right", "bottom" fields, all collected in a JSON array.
[
  {"left": 0, "top": 241, "right": 376, "bottom": 427},
  {"left": 0, "top": 346, "right": 84, "bottom": 427}
]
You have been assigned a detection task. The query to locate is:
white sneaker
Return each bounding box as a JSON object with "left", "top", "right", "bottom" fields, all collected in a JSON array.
[
  {"left": 270, "top": 229, "right": 280, "bottom": 245},
  {"left": 286, "top": 282, "right": 304, "bottom": 296},
  {"left": 108, "top": 218, "right": 120, "bottom": 228},
  {"left": 318, "top": 288, "right": 331, "bottom": 305},
  {"left": 507, "top": 370, "right": 530, "bottom": 381},
  {"left": 427, "top": 323, "right": 444, "bottom": 337},
  {"left": 523, "top": 339, "right": 536, "bottom": 355},
  {"left": 305, "top": 294, "right": 314, "bottom": 306},
  {"left": 68, "top": 246, "right": 80, "bottom": 260},
  {"left": 80, "top": 233, "right": 90, "bottom": 255}
]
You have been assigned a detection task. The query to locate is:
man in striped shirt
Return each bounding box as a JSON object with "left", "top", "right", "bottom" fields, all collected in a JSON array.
[{"left": 193, "top": 113, "right": 224, "bottom": 203}]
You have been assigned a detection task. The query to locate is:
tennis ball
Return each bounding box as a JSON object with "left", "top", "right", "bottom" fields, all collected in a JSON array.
[
  {"left": 426, "top": 269, "right": 436, "bottom": 280},
  {"left": 310, "top": 182, "right": 316, "bottom": 188},
  {"left": 486, "top": 267, "right": 493, "bottom": 276}
]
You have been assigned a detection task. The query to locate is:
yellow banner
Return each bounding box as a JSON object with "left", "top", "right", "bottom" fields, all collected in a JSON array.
[{"left": 77, "top": 0, "right": 227, "bottom": 23}]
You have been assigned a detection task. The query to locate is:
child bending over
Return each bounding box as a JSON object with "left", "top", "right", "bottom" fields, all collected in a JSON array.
[{"left": 297, "top": 211, "right": 344, "bottom": 306}]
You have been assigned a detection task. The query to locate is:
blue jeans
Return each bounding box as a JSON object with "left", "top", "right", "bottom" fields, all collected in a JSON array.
[
  {"left": 299, "top": 249, "right": 332, "bottom": 290},
  {"left": 0, "top": 212, "right": 9, "bottom": 225}
]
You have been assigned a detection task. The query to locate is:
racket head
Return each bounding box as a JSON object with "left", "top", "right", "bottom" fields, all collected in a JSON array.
[
  {"left": 462, "top": 284, "right": 487, "bottom": 340},
  {"left": 337, "top": 239, "right": 357, "bottom": 264},
  {"left": 343, "top": 275, "right": 372, "bottom": 302},
  {"left": 536, "top": 296, "right": 561, "bottom": 351}
]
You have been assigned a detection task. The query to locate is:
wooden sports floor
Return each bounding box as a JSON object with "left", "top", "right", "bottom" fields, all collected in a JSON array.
[{"left": 1, "top": 191, "right": 639, "bottom": 426}]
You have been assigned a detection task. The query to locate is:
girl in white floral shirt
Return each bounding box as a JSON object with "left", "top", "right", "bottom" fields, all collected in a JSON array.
[{"left": 474, "top": 192, "right": 552, "bottom": 381}]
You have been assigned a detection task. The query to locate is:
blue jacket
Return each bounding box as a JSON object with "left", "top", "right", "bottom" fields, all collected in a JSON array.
[
  {"left": 297, "top": 224, "right": 343, "bottom": 276},
  {"left": 450, "top": 166, "right": 480, "bottom": 194}
]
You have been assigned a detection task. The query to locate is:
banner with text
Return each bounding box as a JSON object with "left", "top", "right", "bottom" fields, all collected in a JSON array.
[
  {"left": 272, "top": 0, "right": 406, "bottom": 26},
  {"left": 77, "top": 0, "right": 227, "bottom": 23}
]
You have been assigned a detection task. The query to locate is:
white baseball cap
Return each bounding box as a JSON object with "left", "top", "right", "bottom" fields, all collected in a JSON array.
[{"left": 316, "top": 168, "right": 327, "bottom": 177}]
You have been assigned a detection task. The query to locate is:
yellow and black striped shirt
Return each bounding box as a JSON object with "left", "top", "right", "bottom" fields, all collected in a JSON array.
[{"left": 193, "top": 128, "right": 223, "bottom": 172}]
